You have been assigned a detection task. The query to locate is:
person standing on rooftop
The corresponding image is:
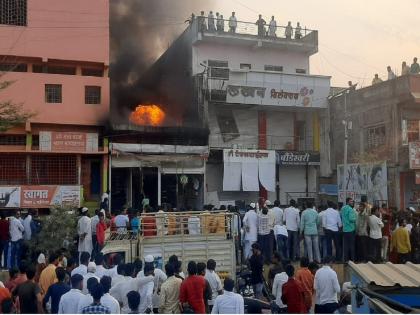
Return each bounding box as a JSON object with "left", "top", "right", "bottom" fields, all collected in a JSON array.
[
  {"left": 268, "top": 16, "right": 277, "bottom": 37},
  {"left": 410, "top": 57, "right": 420, "bottom": 74},
  {"left": 229, "top": 12, "right": 237, "bottom": 33}
]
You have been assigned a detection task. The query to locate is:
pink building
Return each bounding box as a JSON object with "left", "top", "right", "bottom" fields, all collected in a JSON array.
[{"left": 0, "top": 0, "right": 109, "bottom": 209}]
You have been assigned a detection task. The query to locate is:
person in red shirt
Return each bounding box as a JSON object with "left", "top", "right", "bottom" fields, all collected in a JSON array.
[
  {"left": 95, "top": 212, "right": 108, "bottom": 252},
  {"left": 380, "top": 204, "right": 393, "bottom": 261},
  {"left": 281, "top": 264, "right": 306, "bottom": 314},
  {"left": 295, "top": 257, "right": 314, "bottom": 312},
  {"left": 179, "top": 261, "right": 206, "bottom": 314},
  {"left": 0, "top": 214, "right": 9, "bottom": 268}
]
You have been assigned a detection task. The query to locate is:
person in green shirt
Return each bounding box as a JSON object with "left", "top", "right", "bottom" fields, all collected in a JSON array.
[
  {"left": 300, "top": 200, "right": 321, "bottom": 263},
  {"left": 340, "top": 197, "right": 357, "bottom": 262}
]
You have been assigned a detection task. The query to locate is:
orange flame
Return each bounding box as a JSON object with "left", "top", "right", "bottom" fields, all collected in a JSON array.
[{"left": 129, "top": 104, "right": 166, "bottom": 126}]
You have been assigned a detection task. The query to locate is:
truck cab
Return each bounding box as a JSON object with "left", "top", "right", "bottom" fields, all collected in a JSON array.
[{"left": 101, "top": 211, "right": 238, "bottom": 280}]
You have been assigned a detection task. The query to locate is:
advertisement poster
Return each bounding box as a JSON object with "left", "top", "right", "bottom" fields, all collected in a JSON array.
[
  {"left": 0, "top": 185, "right": 80, "bottom": 208},
  {"left": 404, "top": 172, "right": 420, "bottom": 209},
  {"left": 0, "top": 187, "right": 21, "bottom": 208},
  {"left": 337, "top": 162, "right": 387, "bottom": 203}
]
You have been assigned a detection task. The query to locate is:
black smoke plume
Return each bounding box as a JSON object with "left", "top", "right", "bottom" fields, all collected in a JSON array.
[{"left": 110, "top": 0, "right": 215, "bottom": 125}]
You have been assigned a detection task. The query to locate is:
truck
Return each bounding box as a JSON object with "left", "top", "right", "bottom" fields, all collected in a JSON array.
[{"left": 101, "top": 211, "right": 238, "bottom": 280}]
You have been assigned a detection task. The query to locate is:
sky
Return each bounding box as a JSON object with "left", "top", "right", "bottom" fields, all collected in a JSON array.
[
  {"left": 155, "top": 0, "right": 420, "bottom": 88},
  {"left": 214, "top": 0, "right": 420, "bottom": 87}
]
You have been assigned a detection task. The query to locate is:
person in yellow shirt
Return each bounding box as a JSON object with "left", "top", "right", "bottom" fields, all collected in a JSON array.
[
  {"left": 391, "top": 219, "right": 411, "bottom": 263},
  {"left": 39, "top": 252, "right": 60, "bottom": 297}
]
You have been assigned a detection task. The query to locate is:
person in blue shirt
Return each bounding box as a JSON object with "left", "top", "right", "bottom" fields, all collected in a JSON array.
[
  {"left": 130, "top": 210, "right": 141, "bottom": 234},
  {"left": 42, "top": 267, "right": 70, "bottom": 314}
]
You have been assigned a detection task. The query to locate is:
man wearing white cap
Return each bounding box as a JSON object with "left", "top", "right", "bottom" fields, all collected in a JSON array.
[
  {"left": 77, "top": 207, "right": 92, "bottom": 261},
  {"left": 137, "top": 255, "right": 167, "bottom": 312},
  {"left": 82, "top": 262, "right": 99, "bottom": 294},
  {"left": 243, "top": 203, "right": 258, "bottom": 260}
]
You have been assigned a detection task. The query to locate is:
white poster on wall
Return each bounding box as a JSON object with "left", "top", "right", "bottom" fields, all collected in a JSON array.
[
  {"left": 337, "top": 162, "right": 387, "bottom": 203},
  {"left": 223, "top": 149, "right": 275, "bottom": 192}
]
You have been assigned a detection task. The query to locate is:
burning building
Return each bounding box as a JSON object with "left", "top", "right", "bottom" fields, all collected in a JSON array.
[{"left": 109, "top": 3, "right": 210, "bottom": 210}]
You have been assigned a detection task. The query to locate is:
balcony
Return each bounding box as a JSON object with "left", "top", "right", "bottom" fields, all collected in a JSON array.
[
  {"left": 206, "top": 70, "right": 330, "bottom": 108},
  {"left": 209, "top": 132, "right": 314, "bottom": 151},
  {"left": 190, "top": 16, "right": 318, "bottom": 55}
]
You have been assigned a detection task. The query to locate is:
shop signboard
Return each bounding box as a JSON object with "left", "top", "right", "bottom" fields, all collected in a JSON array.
[
  {"left": 277, "top": 151, "right": 320, "bottom": 166},
  {"left": 223, "top": 149, "right": 275, "bottom": 192},
  {"left": 0, "top": 185, "right": 81, "bottom": 208},
  {"left": 409, "top": 141, "right": 420, "bottom": 169},
  {"left": 225, "top": 73, "right": 330, "bottom": 108},
  {"left": 39, "top": 131, "right": 98, "bottom": 152}
]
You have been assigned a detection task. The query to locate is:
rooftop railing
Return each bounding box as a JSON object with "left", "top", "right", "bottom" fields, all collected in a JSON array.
[{"left": 191, "top": 16, "right": 316, "bottom": 41}]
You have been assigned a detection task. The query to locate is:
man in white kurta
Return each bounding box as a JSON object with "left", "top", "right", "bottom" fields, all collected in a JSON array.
[
  {"left": 242, "top": 204, "right": 258, "bottom": 259},
  {"left": 78, "top": 207, "right": 93, "bottom": 261}
]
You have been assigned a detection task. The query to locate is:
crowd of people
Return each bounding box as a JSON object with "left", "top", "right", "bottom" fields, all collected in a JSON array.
[
  {"left": 242, "top": 197, "right": 420, "bottom": 266},
  {"left": 0, "top": 250, "right": 244, "bottom": 314},
  {"left": 372, "top": 57, "right": 419, "bottom": 85},
  {"left": 191, "top": 11, "right": 303, "bottom": 39}
]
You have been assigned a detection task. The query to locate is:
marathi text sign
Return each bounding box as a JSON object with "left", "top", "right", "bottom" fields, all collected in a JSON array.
[
  {"left": 40, "top": 131, "right": 98, "bottom": 152},
  {"left": 0, "top": 185, "right": 81, "bottom": 208},
  {"left": 409, "top": 141, "right": 420, "bottom": 169},
  {"left": 277, "top": 151, "right": 320, "bottom": 166},
  {"left": 225, "top": 73, "right": 330, "bottom": 108}
]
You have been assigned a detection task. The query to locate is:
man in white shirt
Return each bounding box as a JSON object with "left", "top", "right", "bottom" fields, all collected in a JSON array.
[
  {"left": 137, "top": 255, "right": 167, "bottom": 311},
  {"left": 94, "top": 253, "right": 108, "bottom": 279},
  {"left": 387, "top": 66, "right": 396, "bottom": 80},
  {"left": 212, "top": 278, "right": 244, "bottom": 314},
  {"left": 9, "top": 211, "right": 24, "bottom": 268},
  {"left": 58, "top": 274, "right": 85, "bottom": 314},
  {"left": 368, "top": 207, "right": 384, "bottom": 263},
  {"left": 22, "top": 211, "right": 32, "bottom": 241},
  {"left": 71, "top": 252, "right": 90, "bottom": 277},
  {"left": 100, "top": 276, "right": 120, "bottom": 314},
  {"left": 204, "top": 259, "right": 223, "bottom": 308},
  {"left": 322, "top": 201, "right": 343, "bottom": 262},
  {"left": 228, "top": 12, "right": 237, "bottom": 33},
  {"left": 283, "top": 199, "right": 300, "bottom": 261},
  {"left": 76, "top": 277, "right": 98, "bottom": 313},
  {"left": 77, "top": 207, "right": 92, "bottom": 261},
  {"left": 138, "top": 264, "right": 155, "bottom": 313},
  {"left": 314, "top": 256, "right": 340, "bottom": 314},
  {"left": 272, "top": 270, "right": 288, "bottom": 313},
  {"left": 268, "top": 16, "right": 277, "bottom": 37},
  {"left": 82, "top": 262, "right": 100, "bottom": 294},
  {"left": 115, "top": 208, "right": 129, "bottom": 233},
  {"left": 90, "top": 209, "right": 100, "bottom": 259},
  {"left": 242, "top": 204, "right": 258, "bottom": 260},
  {"left": 111, "top": 264, "right": 126, "bottom": 287}
]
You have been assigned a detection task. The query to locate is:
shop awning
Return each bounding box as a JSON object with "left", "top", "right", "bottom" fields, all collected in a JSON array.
[{"left": 112, "top": 143, "right": 209, "bottom": 155}]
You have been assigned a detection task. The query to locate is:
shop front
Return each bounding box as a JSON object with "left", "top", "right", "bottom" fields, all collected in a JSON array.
[
  {"left": 276, "top": 151, "right": 320, "bottom": 206},
  {"left": 110, "top": 143, "right": 207, "bottom": 212},
  {"left": 206, "top": 149, "right": 276, "bottom": 209}
]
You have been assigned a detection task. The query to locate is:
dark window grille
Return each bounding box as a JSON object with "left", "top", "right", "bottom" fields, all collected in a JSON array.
[
  {"left": 0, "top": 63, "right": 27, "bottom": 72},
  {"left": 45, "top": 84, "right": 62, "bottom": 103},
  {"left": 0, "top": 135, "right": 26, "bottom": 145},
  {"left": 0, "top": 154, "right": 26, "bottom": 185},
  {"left": 296, "top": 68, "right": 307, "bottom": 74},
  {"left": 367, "top": 125, "right": 386, "bottom": 149},
  {"left": 209, "top": 67, "right": 229, "bottom": 79},
  {"left": 81, "top": 68, "right": 104, "bottom": 77},
  {"left": 85, "top": 86, "right": 101, "bottom": 104},
  {"left": 33, "top": 65, "right": 76, "bottom": 75},
  {"left": 30, "top": 155, "right": 78, "bottom": 185},
  {"left": 0, "top": 0, "right": 27, "bottom": 26},
  {"left": 264, "top": 65, "right": 283, "bottom": 72},
  {"left": 208, "top": 60, "right": 228, "bottom": 68}
]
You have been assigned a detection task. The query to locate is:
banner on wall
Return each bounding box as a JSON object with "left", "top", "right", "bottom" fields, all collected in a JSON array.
[
  {"left": 337, "top": 162, "right": 387, "bottom": 203},
  {"left": 0, "top": 185, "right": 81, "bottom": 208},
  {"left": 223, "top": 149, "right": 275, "bottom": 192}
]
